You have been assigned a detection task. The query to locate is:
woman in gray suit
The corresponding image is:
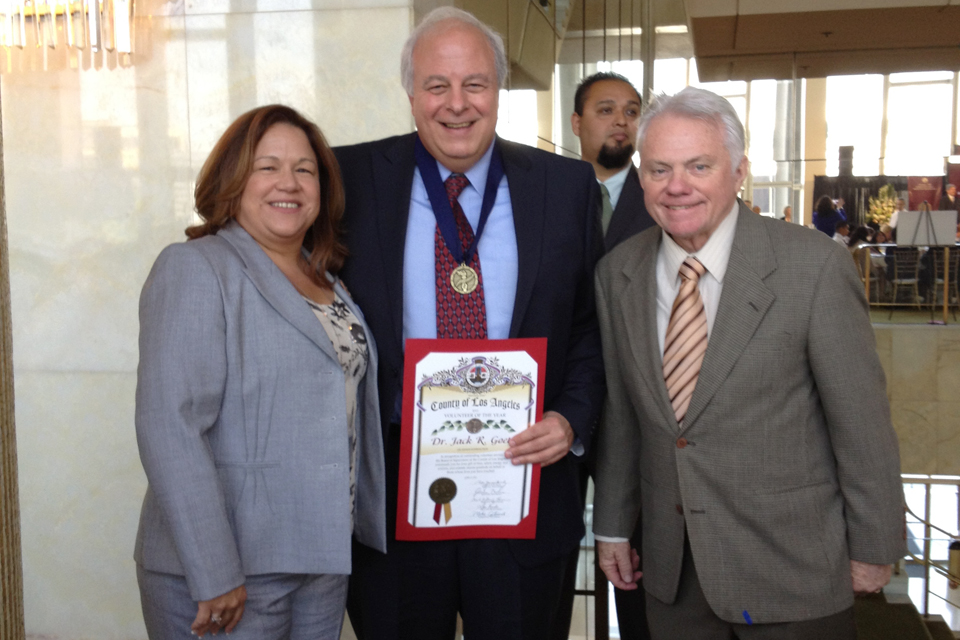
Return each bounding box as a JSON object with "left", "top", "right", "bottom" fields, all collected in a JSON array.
[{"left": 134, "top": 105, "right": 386, "bottom": 639}]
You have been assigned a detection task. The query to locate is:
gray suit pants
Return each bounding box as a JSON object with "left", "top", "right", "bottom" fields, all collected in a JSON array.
[
  {"left": 645, "top": 539, "right": 856, "bottom": 640},
  {"left": 138, "top": 566, "right": 348, "bottom": 639}
]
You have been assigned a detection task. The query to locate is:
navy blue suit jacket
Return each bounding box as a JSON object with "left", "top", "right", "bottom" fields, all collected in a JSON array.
[{"left": 605, "top": 165, "right": 656, "bottom": 252}]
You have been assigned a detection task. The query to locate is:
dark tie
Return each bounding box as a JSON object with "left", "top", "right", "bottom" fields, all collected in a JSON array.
[
  {"left": 435, "top": 173, "right": 487, "bottom": 339},
  {"left": 663, "top": 257, "right": 708, "bottom": 426}
]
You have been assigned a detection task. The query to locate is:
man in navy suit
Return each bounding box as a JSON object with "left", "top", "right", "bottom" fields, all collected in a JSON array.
[
  {"left": 558, "top": 71, "right": 655, "bottom": 640},
  {"left": 335, "top": 7, "right": 605, "bottom": 640},
  {"left": 572, "top": 71, "right": 656, "bottom": 251}
]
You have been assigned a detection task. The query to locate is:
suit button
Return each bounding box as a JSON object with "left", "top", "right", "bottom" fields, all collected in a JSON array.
[
  {"left": 677, "top": 438, "right": 688, "bottom": 449},
  {"left": 676, "top": 504, "right": 683, "bottom": 515}
]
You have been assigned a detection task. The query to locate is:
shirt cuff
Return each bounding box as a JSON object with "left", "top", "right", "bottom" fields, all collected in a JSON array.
[
  {"left": 593, "top": 534, "right": 630, "bottom": 543},
  {"left": 570, "top": 439, "right": 585, "bottom": 457}
]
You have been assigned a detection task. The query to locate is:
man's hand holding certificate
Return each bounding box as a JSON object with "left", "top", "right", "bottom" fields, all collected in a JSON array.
[
  {"left": 396, "top": 338, "right": 547, "bottom": 541},
  {"left": 505, "top": 411, "right": 574, "bottom": 467}
]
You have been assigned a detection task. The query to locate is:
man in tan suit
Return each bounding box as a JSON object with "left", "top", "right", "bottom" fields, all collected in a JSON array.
[{"left": 593, "top": 87, "right": 905, "bottom": 639}]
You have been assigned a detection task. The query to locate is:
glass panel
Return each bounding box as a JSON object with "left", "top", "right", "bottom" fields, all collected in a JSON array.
[
  {"left": 606, "top": 59, "right": 643, "bottom": 91},
  {"left": 748, "top": 80, "right": 778, "bottom": 180},
  {"left": 889, "top": 70, "right": 954, "bottom": 83},
  {"left": 749, "top": 184, "right": 792, "bottom": 218},
  {"left": 826, "top": 74, "right": 883, "bottom": 176},
  {"left": 929, "top": 483, "right": 958, "bottom": 560},
  {"left": 654, "top": 57, "right": 688, "bottom": 96},
  {"left": 496, "top": 89, "right": 539, "bottom": 148},
  {"left": 885, "top": 82, "right": 953, "bottom": 177}
]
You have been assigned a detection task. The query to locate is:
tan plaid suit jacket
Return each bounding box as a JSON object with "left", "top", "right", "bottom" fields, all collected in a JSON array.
[{"left": 593, "top": 203, "right": 905, "bottom": 624}]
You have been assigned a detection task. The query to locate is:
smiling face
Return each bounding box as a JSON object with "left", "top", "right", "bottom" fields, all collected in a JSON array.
[
  {"left": 237, "top": 123, "right": 321, "bottom": 252},
  {"left": 639, "top": 113, "right": 747, "bottom": 253},
  {"left": 409, "top": 21, "right": 499, "bottom": 173},
  {"left": 571, "top": 79, "right": 641, "bottom": 178}
]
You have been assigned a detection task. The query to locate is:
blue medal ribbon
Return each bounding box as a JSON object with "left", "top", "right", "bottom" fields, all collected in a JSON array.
[{"left": 414, "top": 135, "right": 504, "bottom": 266}]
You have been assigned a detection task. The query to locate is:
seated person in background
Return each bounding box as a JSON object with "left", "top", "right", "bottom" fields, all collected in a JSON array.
[
  {"left": 834, "top": 220, "right": 851, "bottom": 245},
  {"left": 889, "top": 198, "right": 907, "bottom": 229},
  {"left": 751, "top": 205, "right": 762, "bottom": 215},
  {"left": 885, "top": 224, "right": 896, "bottom": 244},
  {"left": 847, "top": 226, "right": 872, "bottom": 252},
  {"left": 781, "top": 205, "right": 792, "bottom": 222},
  {"left": 878, "top": 224, "right": 893, "bottom": 245}
]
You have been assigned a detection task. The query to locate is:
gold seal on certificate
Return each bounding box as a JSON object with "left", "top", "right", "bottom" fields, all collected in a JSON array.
[
  {"left": 429, "top": 478, "right": 457, "bottom": 524},
  {"left": 450, "top": 264, "right": 478, "bottom": 294}
]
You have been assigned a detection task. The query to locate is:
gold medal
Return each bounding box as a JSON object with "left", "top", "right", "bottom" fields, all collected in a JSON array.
[{"left": 450, "top": 264, "right": 478, "bottom": 295}]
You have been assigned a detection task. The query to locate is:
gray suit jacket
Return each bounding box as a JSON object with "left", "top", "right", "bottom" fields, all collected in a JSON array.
[
  {"left": 593, "top": 204, "right": 905, "bottom": 623},
  {"left": 134, "top": 222, "right": 387, "bottom": 601}
]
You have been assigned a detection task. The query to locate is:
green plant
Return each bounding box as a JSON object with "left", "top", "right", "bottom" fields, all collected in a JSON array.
[{"left": 868, "top": 184, "right": 898, "bottom": 225}]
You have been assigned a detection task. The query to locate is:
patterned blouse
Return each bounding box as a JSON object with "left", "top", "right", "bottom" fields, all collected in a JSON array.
[{"left": 305, "top": 292, "right": 368, "bottom": 527}]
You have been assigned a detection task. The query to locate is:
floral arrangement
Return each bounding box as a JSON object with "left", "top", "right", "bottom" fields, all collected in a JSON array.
[{"left": 868, "top": 184, "right": 898, "bottom": 225}]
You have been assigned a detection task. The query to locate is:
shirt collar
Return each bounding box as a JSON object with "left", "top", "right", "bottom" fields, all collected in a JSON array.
[
  {"left": 598, "top": 164, "right": 632, "bottom": 210},
  {"left": 436, "top": 140, "right": 496, "bottom": 196},
  {"left": 601, "top": 164, "right": 632, "bottom": 190},
  {"left": 660, "top": 203, "right": 739, "bottom": 285}
]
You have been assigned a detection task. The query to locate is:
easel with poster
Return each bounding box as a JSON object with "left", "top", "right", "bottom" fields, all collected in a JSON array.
[{"left": 897, "top": 203, "right": 956, "bottom": 324}]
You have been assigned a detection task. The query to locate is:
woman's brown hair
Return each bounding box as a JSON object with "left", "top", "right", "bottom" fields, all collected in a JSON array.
[{"left": 188, "top": 104, "right": 346, "bottom": 287}]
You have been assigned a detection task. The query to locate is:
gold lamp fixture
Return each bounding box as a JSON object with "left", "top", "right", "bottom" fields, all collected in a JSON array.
[{"left": 0, "top": 0, "right": 133, "bottom": 53}]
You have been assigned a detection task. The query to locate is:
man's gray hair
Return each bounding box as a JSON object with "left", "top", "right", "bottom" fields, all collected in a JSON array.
[
  {"left": 400, "top": 7, "right": 508, "bottom": 96},
  {"left": 637, "top": 86, "right": 746, "bottom": 172}
]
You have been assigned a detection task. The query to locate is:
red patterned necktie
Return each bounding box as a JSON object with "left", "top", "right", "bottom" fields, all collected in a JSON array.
[
  {"left": 663, "top": 257, "right": 708, "bottom": 426},
  {"left": 436, "top": 173, "right": 487, "bottom": 339}
]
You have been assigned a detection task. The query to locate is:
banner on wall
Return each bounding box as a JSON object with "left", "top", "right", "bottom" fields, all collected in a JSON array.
[
  {"left": 948, "top": 165, "right": 960, "bottom": 192},
  {"left": 908, "top": 176, "right": 943, "bottom": 210}
]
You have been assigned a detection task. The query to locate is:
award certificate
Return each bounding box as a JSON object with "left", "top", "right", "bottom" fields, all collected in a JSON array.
[{"left": 396, "top": 338, "right": 546, "bottom": 541}]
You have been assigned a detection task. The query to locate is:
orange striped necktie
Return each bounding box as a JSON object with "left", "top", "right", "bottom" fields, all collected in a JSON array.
[{"left": 663, "top": 257, "right": 708, "bottom": 426}]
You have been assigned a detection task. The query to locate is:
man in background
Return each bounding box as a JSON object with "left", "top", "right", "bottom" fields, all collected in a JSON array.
[
  {"left": 834, "top": 220, "right": 851, "bottom": 245},
  {"left": 944, "top": 184, "right": 959, "bottom": 223},
  {"left": 563, "top": 71, "right": 655, "bottom": 640},
  {"left": 890, "top": 197, "right": 907, "bottom": 229},
  {"left": 571, "top": 71, "right": 655, "bottom": 251}
]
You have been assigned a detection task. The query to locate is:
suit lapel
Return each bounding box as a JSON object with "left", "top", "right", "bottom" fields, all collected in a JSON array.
[
  {"left": 618, "top": 230, "right": 678, "bottom": 432},
  {"left": 681, "top": 206, "right": 777, "bottom": 431},
  {"left": 499, "top": 138, "right": 544, "bottom": 337},
  {"left": 371, "top": 134, "right": 417, "bottom": 353},
  {"left": 218, "top": 223, "right": 338, "bottom": 361}
]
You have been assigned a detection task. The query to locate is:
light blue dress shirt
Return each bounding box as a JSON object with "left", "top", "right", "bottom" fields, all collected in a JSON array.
[
  {"left": 600, "top": 164, "right": 632, "bottom": 210},
  {"left": 402, "top": 142, "right": 518, "bottom": 343}
]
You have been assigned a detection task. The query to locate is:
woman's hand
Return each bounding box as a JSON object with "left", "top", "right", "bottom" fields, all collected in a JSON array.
[{"left": 191, "top": 585, "right": 247, "bottom": 637}]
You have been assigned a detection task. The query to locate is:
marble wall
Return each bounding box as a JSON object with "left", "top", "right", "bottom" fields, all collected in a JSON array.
[
  {"left": 1, "top": 1, "right": 413, "bottom": 637},
  {"left": 875, "top": 325, "right": 960, "bottom": 476}
]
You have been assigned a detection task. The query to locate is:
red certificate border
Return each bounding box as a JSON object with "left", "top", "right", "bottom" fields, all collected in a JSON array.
[{"left": 396, "top": 338, "right": 546, "bottom": 541}]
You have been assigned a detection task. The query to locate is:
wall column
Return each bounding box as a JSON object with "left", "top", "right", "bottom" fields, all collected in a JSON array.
[
  {"left": 803, "top": 77, "right": 828, "bottom": 227},
  {"left": 0, "top": 87, "right": 26, "bottom": 640}
]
